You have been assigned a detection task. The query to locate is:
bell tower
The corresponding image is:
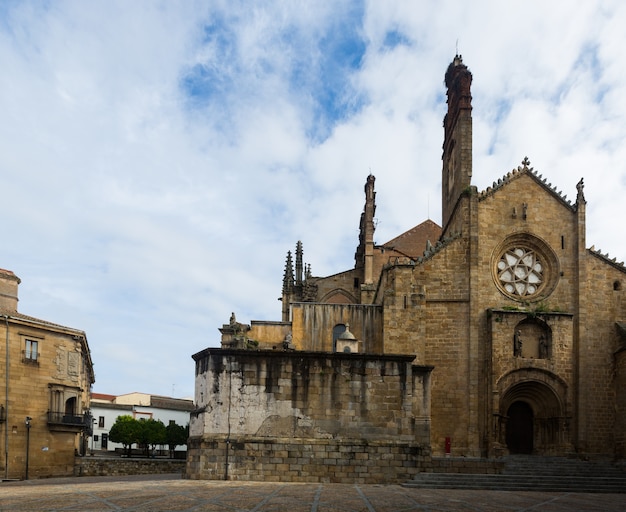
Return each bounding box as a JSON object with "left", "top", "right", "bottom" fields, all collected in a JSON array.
[{"left": 442, "top": 55, "right": 473, "bottom": 230}]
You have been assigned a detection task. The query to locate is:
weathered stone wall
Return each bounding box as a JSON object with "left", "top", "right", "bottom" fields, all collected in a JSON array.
[
  {"left": 379, "top": 232, "right": 474, "bottom": 456},
  {"left": 312, "top": 269, "right": 360, "bottom": 304},
  {"left": 615, "top": 348, "right": 626, "bottom": 459},
  {"left": 186, "top": 437, "right": 428, "bottom": 483},
  {"left": 248, "top": 320, "right": 292, "bottom": 348},
  {"left": 577, "top": 252, "right": 625, "bottom": 454},
  {"left": 188, "top": 349, "right": 432, "bottom": 482},
  {"left": 75, "top": 457, "right": 185, "bottom": 477},
  {"left": 290, "top": 303, "right": 383, "bottom": 354}
]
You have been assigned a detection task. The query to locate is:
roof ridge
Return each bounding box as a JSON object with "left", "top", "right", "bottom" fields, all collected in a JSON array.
[
  {"left": 1, "top": 310, "right": 86, "bottom": 334},
  {"left": 415, "top": 232, "right": 462, "bottom": 263},
  {"left": 382, "top": 219, "right": 442, "bottom": 246},
  {"left": 588, "top": 246, "right": 626, "bottom": 272},
  {"left": 478, "top": 157, "right": 576, "bottom": 210}
]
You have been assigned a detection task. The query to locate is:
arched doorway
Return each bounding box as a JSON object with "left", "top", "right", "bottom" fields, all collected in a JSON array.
[
  {"left": 506, "top": 401, "right": 534, "bottom": 454},
  {"left": 496, "top": 369, "right": 570, "bottom": 456}
]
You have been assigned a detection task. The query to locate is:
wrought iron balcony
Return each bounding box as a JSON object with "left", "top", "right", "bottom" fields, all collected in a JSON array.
[{"left": 47, "top": 411, "right": 88, "bottom": 430}]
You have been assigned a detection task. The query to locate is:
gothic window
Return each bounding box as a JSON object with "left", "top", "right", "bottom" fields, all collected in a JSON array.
[
  {"left": 497, "top": 247, "right": 543, "bottom": 296},
  {"left": 492, "top": 233, "right": 559, "bottom": 301}
]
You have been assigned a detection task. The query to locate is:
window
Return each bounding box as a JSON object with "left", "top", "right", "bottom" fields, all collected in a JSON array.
[
  {"left": 497, "top": 247, "right": 544, "bottom": 296},
  {"left": 65, "top": 397, "right": 77, "bottom": 416},
  {"left": 25, "top": 339, "right": 38, "bottom": 361},
  {"left": 332, "top": 324, "right": 345, "bottom": 352},
  {"left": 98, "top": 416, "right": 105, "bottom": 428},
  {"left": 492, "top": 234, "right": 559, "bottom": 302}
]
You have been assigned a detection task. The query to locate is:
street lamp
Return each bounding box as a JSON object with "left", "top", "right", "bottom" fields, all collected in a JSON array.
[
  {"left": 24, "top": 416, "right": 31, "bottom": 480},
  {"left": 91, "top": 418, "right": 97, "bottom": 455}
]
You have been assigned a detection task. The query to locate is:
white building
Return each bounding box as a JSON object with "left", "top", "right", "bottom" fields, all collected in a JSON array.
[{"left": 90, "top": 392, "right": 194, "bottom": 455}]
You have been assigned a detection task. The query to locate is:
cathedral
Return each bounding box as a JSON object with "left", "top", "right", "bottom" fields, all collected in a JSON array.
[{"left": 188, "top": 56, "right": 626, "bottom": 481}]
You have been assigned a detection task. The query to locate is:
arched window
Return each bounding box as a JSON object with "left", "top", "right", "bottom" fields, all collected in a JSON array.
[
  {"left": 65, "top": 396, "right": 77, "bottom": 416},
  {"left": 332, "top": 324, "right": 345, "bottom": 352}
]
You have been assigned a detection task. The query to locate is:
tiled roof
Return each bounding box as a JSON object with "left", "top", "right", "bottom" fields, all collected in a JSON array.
[
  {"left": 0, "top": 309, "right": 86, "bottom": 335},
  {"left": 381, "top": 219, "right": 442, "bottom": 258},
  {"left": 91, "top": 393, "right": 117, "bottom": 402}
]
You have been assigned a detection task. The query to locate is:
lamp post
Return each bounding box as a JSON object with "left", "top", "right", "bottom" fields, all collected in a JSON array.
[
  {"left": 91, "top": 418, "right": 97, "bottom": 455},
  {"left": 24, "top": 416, "right": 31, "bottom": 480}
]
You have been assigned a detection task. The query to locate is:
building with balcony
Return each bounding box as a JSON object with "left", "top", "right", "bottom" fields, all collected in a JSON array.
[{"left": 0, "top": 268, "right": 95, "bottom": 479}]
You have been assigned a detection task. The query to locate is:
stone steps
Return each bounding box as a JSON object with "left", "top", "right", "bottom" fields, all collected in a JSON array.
[{"left": 403, "top": 456, "right": 626, "bottom": 493}]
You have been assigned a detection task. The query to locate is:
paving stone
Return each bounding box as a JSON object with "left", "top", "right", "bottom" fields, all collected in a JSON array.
[{"left": 1, "top": 474, "right": 625, "bottom": 511}]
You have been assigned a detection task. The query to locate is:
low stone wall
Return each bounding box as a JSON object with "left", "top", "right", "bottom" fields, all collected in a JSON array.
[
  {"left": 185, "top": 436, "right": 430, "bottom": 484},
  {"left": 75, "top": 457, "right": 185, "bottom": 477}
]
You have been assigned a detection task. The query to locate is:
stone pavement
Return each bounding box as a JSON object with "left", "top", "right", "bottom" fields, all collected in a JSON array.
[{"left": 1, "top": 473, "right": 625, "bottom": 511}]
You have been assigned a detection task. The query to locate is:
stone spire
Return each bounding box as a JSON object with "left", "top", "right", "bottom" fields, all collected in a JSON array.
[
  {"left": 281, "top": 250, "right": 295, "bottom": 322},
  {"left": 282, "top": 250, "right": 294, "bottom": 295},
  {"left": 576, "top": 177, "right": 586, "bottom": 205},
  {"left": 355, "top": 174, "right": 376, "bottom": 285},
  {"left": 295, "top": 240, "right": 303, "bottom": 287}
]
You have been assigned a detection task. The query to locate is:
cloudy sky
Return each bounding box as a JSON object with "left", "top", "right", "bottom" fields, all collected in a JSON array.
[{"left": 1, "top": 1, "right": 625, "bottom": 399}]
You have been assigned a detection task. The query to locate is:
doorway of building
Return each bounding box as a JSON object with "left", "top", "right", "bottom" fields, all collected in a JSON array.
[{"left": 506, "top": 401, "right": 533, "bottom": 454}]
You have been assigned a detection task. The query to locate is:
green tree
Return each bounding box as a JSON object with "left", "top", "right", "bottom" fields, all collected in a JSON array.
[
  {"left": 137, "top": 418, "right": 167, "bottom": 457},
  {"left": 165, "top": 422, "right": 188, "bottom": 458},
  {"left": 108, "top": 415, "right": 140, "bottom": 457}
]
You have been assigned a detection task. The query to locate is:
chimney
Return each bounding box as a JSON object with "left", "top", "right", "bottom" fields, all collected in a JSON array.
[{"left": 0, "top": 268, "right": 20, "bottom": 312}]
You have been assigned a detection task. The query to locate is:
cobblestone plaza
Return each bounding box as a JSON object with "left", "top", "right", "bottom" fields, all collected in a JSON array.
[{"left": 1, "top": 474, "right": 625, "bottom": 511}]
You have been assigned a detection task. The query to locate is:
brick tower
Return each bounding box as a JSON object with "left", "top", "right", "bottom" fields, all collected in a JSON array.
[{"left": 442, "top": 54, "right": 473, "bottom": 231}]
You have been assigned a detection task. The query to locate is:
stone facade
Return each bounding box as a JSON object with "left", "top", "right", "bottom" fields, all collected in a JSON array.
[
  {"left": 189, "top": 55, "right": 626, "bottom": 482},
  {"left": 187, "top": 349, "right": 432, "bottom": 482},
  {"left": 187, "top": 437, "right": 428, "bottom": 483},
  {"left": 615, "top": 343, "right": 626, "bottom": 459},
  {"left": 0, "top": 268, "right": 95, "bottom": 479}
]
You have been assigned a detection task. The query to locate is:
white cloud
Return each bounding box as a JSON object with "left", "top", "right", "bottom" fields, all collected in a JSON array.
[{"left": 1, "top": 1, "right": 625, "bottom": 398}]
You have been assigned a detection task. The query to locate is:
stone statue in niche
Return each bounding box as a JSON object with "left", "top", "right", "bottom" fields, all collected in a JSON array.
[
  {"left": 539, "top": 334, "right": 549, "bottom": 359},
  {"left": 283, "top": 332, "right": 295, "bottom": 351},
  {"left": 514, "top": 330, "right": 523, "bottom": 357}
]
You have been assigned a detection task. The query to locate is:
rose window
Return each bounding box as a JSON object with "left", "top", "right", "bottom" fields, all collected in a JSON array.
[{"left": 497, "top": 247, "right": 543, "bottom": 296}]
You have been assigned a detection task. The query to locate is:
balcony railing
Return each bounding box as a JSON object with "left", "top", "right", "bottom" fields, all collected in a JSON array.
[{"left": 47, "top": 411, "right": 88, "bottom": 427}]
